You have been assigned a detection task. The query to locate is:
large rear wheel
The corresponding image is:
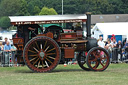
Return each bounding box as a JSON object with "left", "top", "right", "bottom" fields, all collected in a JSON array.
[{"left": 23, "top": 36, "right": 61, "bottom": 73}]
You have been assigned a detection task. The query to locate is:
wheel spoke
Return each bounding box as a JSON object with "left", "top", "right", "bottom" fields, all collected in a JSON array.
[
  {"left": 35, "top": 41, "right": 39, "bottom": 50},
  {"left": 29, "top": 54, "right": 38, "bottom": 57},
  {"left": 44, "top": 46, "right": 50, "bottom": 52},
  {"left": 100, "top": 61, "right": 105, "bottom": 67},
  {"left": 46, "top": 58, "right": 53, "bottom": 64},
  {"left": 41, "top": 61, "right": 44, "bottom": 68},
  {"left": 33, "top": 47, "right": 39, "bottom": 52},
  {"left": 28, "top": 50, "right": 37, "bottom": 53},
  {"left": 40, "top": 44, "right": 42, "bottom": 49},
  {"left": 93, "top": 61, "right": 99, "bottom": 69},
  {"left": 33, "top": 58, "right": 39, "bottom": 65},
  {"left": 47, "top": 56, "right": 55, "bottom": 60},
  {"left": 43, "top": 41, "right": 47, "bottom": 49},
  {"left": 30, "top": 57, "right": 38, "bottom": 62},
  {"left": 46, "top": 48, "right": 55, "bottom": 53},
  {"left": 46, "top": 53, "right": 56, "bottom": 56},
  {"left": 92, "top": 51, "right": 96, "bottom": 56},
  {"left": 45, "top": 61, "right": 49, "bottom": 67},
  {"left": 88, "top": 56, "right": 97, "bottom": 62},
  {"left": 37, "top": 60, "right": 40, "bottom": 68}
]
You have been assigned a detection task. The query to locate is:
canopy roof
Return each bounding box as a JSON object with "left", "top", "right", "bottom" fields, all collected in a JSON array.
[
  {"left": 92, "top": 22, "right": 128, "bottom": 35},
  {"left": 9, "top": 14, "right": 87, "bottom": 25}
]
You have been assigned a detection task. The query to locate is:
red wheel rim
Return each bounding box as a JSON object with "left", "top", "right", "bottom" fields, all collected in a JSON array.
[
  {"left": 24, "top": 36, "right": 60, "bottom": 72},
  {"left": 87, "top": 47, "right": 110, "bottom": 71}
]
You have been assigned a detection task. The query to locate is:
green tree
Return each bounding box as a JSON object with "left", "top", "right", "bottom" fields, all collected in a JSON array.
[
  {"left": 33, "top": 6, "right": 40, "bottom": 15},
  {"left": 0, "top": 0, "right": 29, "bottom": 17},
  {"left": 16, "top": 0, "right": 30, "bottom": 16},
  {"left": 39, "top": 7, "right": 58, "bottom": 15},
  {"left": 108, "top": 0, "right": 123, "bottom": 14},
  {"left": 27, "top": 0, "right": 42, "bottom": 15},
  {"left": 0, "top": 0, "right": 21, "bottom": 17},
  {"left": 49, "top": 8, "right": 58, "bottom": 15},
  {"left": 121, "top": 0, "right": 128, "bottom": 13},
  {"left": 0, "top": 16, "right": 11, "bottom": 29}
]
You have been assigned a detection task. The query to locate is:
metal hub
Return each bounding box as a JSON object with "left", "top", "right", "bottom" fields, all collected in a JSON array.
[{"left": 39, "top": 51, "right": 45, "bottom": 59}]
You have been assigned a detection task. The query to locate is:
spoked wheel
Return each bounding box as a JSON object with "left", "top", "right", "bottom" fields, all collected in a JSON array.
[
  {"left": 23, "top": 36, "right": 61, "bottom": 73},
  {"left": 86, "top": 47, "right": 110, "bottom": 71},
  {"left": 77, "top": 52, "right": 90, "bottom": 71}
]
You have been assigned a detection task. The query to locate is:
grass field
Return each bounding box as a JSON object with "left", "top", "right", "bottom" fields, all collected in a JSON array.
[{"left": 0, "top": 63, "right": 128, "bottom": 85}]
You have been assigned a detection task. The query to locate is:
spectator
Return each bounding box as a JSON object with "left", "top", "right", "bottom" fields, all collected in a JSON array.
[
  {"left": 106, "top": 40, "right": 112, "bottom": 50},
  {"left": 0, "top": 42, "right": 4, "bottom": 51},
  {"left": 0, "top": 42, "right": 3, "bottom": 62},
  {"left": 123, "top": 38, "right": 127, "bottom": 46},
  {"left": 111, "top": 34, "right": 116, "bottom": 42},
  {"left": 105, "top": 38, "right": 110, "bottom": 46},
  {"left": 11, "top": 44, "right": 17, "bottom": 66},
  {"left": 111, "top": 39, "right": 117, "bottom": 48},
  {"left": 4, "top": 41, "right": 12, "bottom": 52},
  {"left": 123, "top": 40, "right": 128, "bottom": 60},
  {"left": 105, "top": 40, "right": 112, "bottom": 61},
  {"left": 123, "top": 40, "right": 128, "bottom": 48},
  {"left": 98, "top": 36, "right": 105, "bottom": 48},
  {"left": 116, "top": 40, "right": 123, "bottom": 61},
  {"left": 122, "top": 49, "right": 126, "bottom": 61},
  {"left": 2, "top": 37, "right": 8, "bottom": 45},
  {"left": 116, "top": 40, "right": 123, "bottom": 49},
  {"left": 11, "top": 44, "right": 17, "bottom": 51}
]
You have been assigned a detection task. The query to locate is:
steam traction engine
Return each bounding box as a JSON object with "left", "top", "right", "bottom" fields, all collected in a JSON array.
[{"left": 9, "top": 12, "right": 110, "bottom": 72}]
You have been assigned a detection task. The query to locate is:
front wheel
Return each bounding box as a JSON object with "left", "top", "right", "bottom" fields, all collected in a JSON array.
[
  {"left": 86, "top": 47, "right": 110, "bottom": 71},
  {"left": 23, "top": 36, "right": 61, "bottom": 73}
]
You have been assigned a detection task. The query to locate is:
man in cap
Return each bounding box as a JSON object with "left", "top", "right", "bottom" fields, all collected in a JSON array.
[{"left": 111, "top": 34, "right": 116, "bottom": 42}]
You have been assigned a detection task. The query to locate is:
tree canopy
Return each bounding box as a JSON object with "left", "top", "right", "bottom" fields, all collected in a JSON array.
[
  {"left": 0, "top": 0, "right": 128, "bottom": 29},
  {"left": 0, "top": 16, "right": 11, "bottom": 29},
  {"left": 39, "top": 7, "right": 58, "bottom": 15},
  {"left": 0, "top": 0, "right": 128, "bottom": 17}
]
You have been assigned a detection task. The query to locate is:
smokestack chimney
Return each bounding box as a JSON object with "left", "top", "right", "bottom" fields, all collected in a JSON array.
[{"left": 86, "top": 12, "right": 91, "bottom": 38}]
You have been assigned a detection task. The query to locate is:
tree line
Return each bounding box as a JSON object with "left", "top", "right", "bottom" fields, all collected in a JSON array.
[{"left": 0, "top": 0, "right": 128, "bottom": 29}]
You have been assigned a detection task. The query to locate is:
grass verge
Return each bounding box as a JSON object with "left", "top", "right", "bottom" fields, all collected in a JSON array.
[{"left": 0, "top": 63, "right": 128, "bottom": 85}]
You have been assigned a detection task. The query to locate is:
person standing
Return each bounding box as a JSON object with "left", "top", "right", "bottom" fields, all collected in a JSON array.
[
  {"left": 123, "top": 40, "right": 128, "bottom": 60},
  {"left": 111, "top": 34, "right": 116, "bottom": 42},
  {"left": 4, "top": 41, "right": 12, "bottom": 52},
  {"left": 98, "top": 36, "right": 105, "bottom": 48},
  {"left": 2, "top": 37, "right": 8, "bottom": 45},
  {"left": 116, "top": 40, "right": 123, "bottom": 61},
  {"left": 111, "top": 39, "right": 117, "bottom": 48},
  {"left": 0, "top": 42, "right": 4, "bottom": 51}
]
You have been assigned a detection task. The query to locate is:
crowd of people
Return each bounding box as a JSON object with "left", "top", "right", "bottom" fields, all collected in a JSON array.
[
  {"left": 98, "top": 34, "right": 128, "bottom": 62},
  {"left": 0, "top": 37, "right": 16, "bottom": 52},
  {"left": 0, "top": 37, "right": 17, "bottom": 66}
]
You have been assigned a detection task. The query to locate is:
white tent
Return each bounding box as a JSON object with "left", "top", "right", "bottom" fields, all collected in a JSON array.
[{"left": 92, "top": 22, "right": 128, "bottom": 41}]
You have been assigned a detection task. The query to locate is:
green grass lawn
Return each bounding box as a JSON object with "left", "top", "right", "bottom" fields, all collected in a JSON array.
[{"left": 0, "top": 63, "right": 128, "bottom": 85}]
